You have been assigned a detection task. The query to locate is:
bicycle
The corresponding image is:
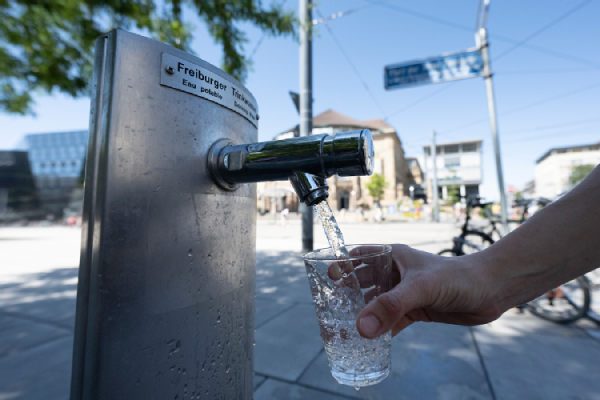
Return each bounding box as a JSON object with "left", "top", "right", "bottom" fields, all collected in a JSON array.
[
  {"left": 437, "top": 197, "right": 495, "bottom": 257},
  {"left": 439, "top": 196, "right": 592, "bottom": 324},
  {"left": 477, "top": 197, "right": 550, "bottom": 242}
]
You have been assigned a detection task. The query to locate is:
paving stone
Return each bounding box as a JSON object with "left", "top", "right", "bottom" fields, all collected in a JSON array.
[
  {"left": 300, "top": 323, "right": 492, "bottom": 400},
  {"left": 254, "top": 379, "right": 355, "bottom": 400},
  {"left": 1, "top": 298, "right": 76, "bottom": 327},
  {"left": 255, "top": 251, "right": 313, "bottom": 304},
  {"left": 254, "top": 374, "right": 267, "bottom": 390},
  {"left": 473, "top": 325, "right": 600, "bottom": 399},
  {"left": 0, "top": 336, "right": 73, "bottom": 400},
  {"left": 0, "top": 315, "right": 70, "bottom": 358},
  {"left": 255, "top": 298, "right": 296, "bottom": 328},
  {"left": 254, "top": 304, "right": 323, "bottom": 381},
  {"left": 478, "top": 308, "right": 588, "bottom": 338}
]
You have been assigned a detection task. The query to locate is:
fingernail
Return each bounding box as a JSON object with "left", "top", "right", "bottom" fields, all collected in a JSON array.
[{"left": 360, "top": 315, "right": 381, "bottom": 337}]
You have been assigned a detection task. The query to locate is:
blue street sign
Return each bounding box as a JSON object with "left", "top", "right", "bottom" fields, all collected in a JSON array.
[{"left": 384, "top": 48, "right": 484, "bottom": 90}]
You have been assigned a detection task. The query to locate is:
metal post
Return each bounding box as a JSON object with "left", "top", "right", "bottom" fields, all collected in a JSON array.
[
  {"left": 299, "top": 0, "right": 313, "bottom": 252},
  {"left": 431, "top": 131, "right": 439, "bottom": 223},
  {"left": 479, "top": 28, "right": 509, "bottom": 235}
]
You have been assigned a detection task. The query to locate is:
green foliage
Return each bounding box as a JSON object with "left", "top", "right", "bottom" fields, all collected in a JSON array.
[
  {"left": 446, "top": 184, "right": 461, "bottom": 205},
  {"left": 514, "top": 191, "right": 523, "bottom": 200},
  {"left": 478, "top": 203, "right": 492, "bottom": 219},
  {"left": 0, "top": 0, "right": 296, "bottom": 114},
  {"left": 569, "top": 164, "right": 596, "bottom": 187},
  {"left": 366, "top": 173, "right": 388, "bottom": 205}
]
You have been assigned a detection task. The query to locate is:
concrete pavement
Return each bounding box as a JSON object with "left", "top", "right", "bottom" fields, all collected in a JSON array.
[{"left": 1, "top": 222, "right": 600, "bottom": 399}]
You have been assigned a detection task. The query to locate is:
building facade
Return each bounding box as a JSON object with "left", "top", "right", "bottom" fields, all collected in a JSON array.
[
  {"left": 420, "top": 139, "right": 483, "bottom": 201},
  {"left": 405, "top": 158, "right": 424, "bottom": 184},
  {"left": 535, "top": 142, "right": 600, "bottom": 199},
  {"left": 257, "top": 110, "right": 418, "bottom": 211},
  {"left": 0, "top": 151, "right": 41, "bottom": 221},
  {"left": 24, "top": 130, "right": 89, "bottom": 216}
]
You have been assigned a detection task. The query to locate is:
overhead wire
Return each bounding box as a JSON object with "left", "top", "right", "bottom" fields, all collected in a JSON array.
[
  {"left": 493, "top": 0, "right": 592, "bottom": 62},
  {"left": 501, "top": 116, "right": 600, "bottom": 136},
  {"left": 315, "top": 8, "right": 387, "bottom": 117},
  {"left": 312, "top": 4, "right": 375, "bottom": 26},
  {"left": 439, "top": 81, "right": 600, "bottom": 136},
  {"left": 384, "top": 83, "right": 455, "bottom": 121},
  {"left": 502, "top": 125, "right": 600, "bottom": 145},
  {"left": 366, "top": 1, "right": 600, "bottom": 70},
  {"left": 248, "top": 33, "right": 266, "bottom": 62},
  {"left": 495, "top": 67, "right": 596, "bottom": 75}
]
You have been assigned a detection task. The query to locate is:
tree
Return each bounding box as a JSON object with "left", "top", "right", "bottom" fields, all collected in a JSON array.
[
  {"left": 365, "top": 173, "right": 388, "bottom": 207},
  {"left": 446, "top": 184, "right": 461, "bottom": 205},
  {"left": 569, "top": 164, "right": 596, "bottom": 187},
  {"left": 0, "top": 0, "right": 295, "bottom": 115}
]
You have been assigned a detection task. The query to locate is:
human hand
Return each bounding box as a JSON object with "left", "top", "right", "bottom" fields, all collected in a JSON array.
[{"left": 347, "top": 244, "right": 505, "bottom": 339}]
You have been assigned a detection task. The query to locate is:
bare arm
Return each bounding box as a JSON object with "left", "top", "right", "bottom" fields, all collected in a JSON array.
[{"left": 357, "top": 166, "right": 600, "bottom": 339}]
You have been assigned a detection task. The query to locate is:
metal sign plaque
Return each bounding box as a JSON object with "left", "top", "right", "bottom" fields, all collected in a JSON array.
[
  {"left": 161, "top": 52, "right": 259, "bottom": 126},
  {"left": 384, "top": 48, "right": 483, "bottom": 90}
]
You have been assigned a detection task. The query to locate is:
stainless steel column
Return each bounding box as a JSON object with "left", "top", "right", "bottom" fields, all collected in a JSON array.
[{"left": 71, "top": 30, "right": 257, "bottom": 399}]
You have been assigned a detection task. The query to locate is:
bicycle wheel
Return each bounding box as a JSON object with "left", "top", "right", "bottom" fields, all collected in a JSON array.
[
  {"left": 461, "top": 230, "right": 494, "bottom": 255},
  {"left": 437, "top": 249, "right": 458, "bottom": 257},
  {"left": 527, "top": 277, "right": 591, "bottom": 324},
  {"left": 585, "top": 269, "right": 600, "bottom": 324}
]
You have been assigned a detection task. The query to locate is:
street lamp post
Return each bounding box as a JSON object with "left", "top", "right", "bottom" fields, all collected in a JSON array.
[{"left": 299, "top": 0, "right": 314, "bottom": 252}]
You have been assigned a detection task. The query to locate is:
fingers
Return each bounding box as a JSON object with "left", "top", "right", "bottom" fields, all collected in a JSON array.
[
  {"left": 327, "top": 245, "right": 389, "bottom": 281},
  {"left": 356, "top": 279, "right": 424, "bottom": 339}
]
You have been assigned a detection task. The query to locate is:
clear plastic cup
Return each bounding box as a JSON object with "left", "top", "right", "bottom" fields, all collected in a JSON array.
[{"left": 303, "top": 244, "right": 393, "bottom": 388}]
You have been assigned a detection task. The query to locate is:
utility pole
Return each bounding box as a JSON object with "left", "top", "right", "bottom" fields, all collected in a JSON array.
[
  {"left": 477, "top": 0, "right": 509, "bottom": 235},
  {"left": 299, "top": 0, "right": 313, "bottom": 252},
  {"left": 431, "top": 130, "right": 439, "bottom": 223}
]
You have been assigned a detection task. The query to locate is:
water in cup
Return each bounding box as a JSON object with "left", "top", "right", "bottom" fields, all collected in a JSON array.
[{"left": 307, "top": 201, "right": 392, "bottom": 388}]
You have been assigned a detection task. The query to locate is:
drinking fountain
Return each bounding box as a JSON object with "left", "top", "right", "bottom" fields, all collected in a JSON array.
[{"left": 71, "top": 29, "right": 373, "bottom": 400}]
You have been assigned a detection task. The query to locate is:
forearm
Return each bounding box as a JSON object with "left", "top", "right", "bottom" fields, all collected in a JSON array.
[{"left": 478, "top": 165, "right": 600, "bottom": 310}]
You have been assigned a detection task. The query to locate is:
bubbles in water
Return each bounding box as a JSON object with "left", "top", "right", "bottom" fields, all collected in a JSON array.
[
  {"left": 188, "top": 249, "right": 193, "bottom": 257},
  {"left": 308, "top": 200, "right": 391, "bottom": 388}
]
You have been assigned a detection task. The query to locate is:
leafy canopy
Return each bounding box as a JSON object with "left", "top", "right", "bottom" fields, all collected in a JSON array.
[
  {"left": 365, "top": 173, "right": 388, "bottom": 203},
  {"left": 569, "top": 164, "right": 596, "bottom": 187},
  {"left": 0, "top": 0, "right": 296, "bottom": 115},
  {"left": 446, "top": 184, "right": 461, "bottom": 205}
]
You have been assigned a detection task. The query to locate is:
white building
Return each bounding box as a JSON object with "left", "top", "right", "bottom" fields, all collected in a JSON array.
[
  {"left": 419, "top": 139, "right": 483, "bottom": 200},
  {"left": 535, "top": 142, "right": 600, "bottom": 199}
]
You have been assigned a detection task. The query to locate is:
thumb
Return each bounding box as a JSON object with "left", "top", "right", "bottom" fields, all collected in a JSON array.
[{"left": 356, "top": 279, "right": 424, "bottom": 339}]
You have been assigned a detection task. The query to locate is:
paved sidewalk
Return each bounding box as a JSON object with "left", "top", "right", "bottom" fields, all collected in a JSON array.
[{"left": 1, "top": 224, "right": 600, "bottom": 399}]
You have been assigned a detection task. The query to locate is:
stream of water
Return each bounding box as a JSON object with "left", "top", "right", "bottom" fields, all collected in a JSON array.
[{"left": 313, "top": 201, "right": 349, "bottom": 258}]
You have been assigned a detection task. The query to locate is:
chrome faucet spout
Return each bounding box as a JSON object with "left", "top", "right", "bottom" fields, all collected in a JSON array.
[
  {"left": 207, "top": 129, "right": 374, "bottom": 205},
  {"left": 289, "top": 172, "right": 329, "bottom": 206}
]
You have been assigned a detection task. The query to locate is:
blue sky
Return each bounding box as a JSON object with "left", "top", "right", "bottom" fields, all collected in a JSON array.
[{"left": 1, "top": 0, "right": 599, "bottom": 201}]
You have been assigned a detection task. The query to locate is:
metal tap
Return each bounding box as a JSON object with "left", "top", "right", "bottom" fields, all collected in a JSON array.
[{"left": 207, "top": 129, "right": 374, "bottom": 206}]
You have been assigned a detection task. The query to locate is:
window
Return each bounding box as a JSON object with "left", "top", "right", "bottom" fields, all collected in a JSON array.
[
  {"left": 424, "top": 147, "right": 430, "bottom": 156},
  {"left": 462, "top": 143, "right": 477, "bottom": 152},
  {"left": 444, "top": 145, "right": 459, "bottom": 154},
  {"left": 445, "top": 157, "right": 460, "bottom": 167}
]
